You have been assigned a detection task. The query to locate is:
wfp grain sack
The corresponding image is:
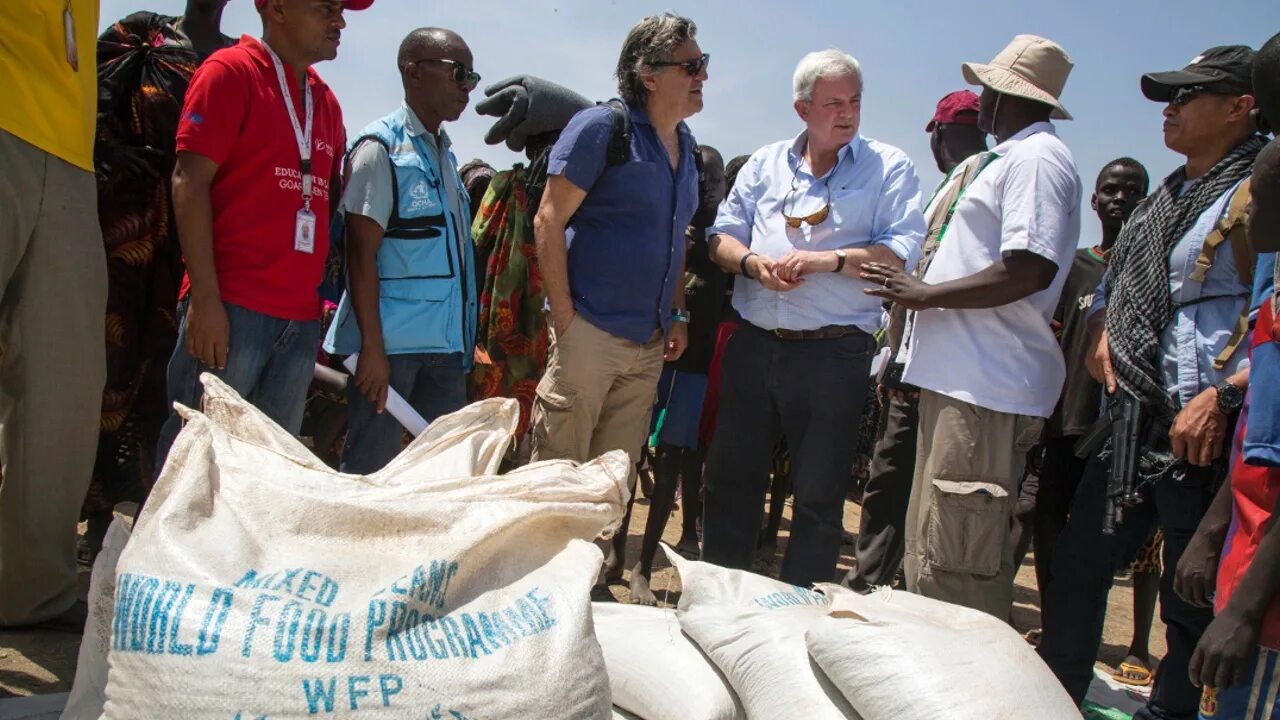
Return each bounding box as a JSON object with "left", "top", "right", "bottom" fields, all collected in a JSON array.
[
  {"left": 662, "top": 548, "right": 859, "bottom": 720},
  {"left": 806, "top": 584, "right": 1080, "bottom": 720},
  {"left": 102, "top": 374, "right": 629, "bottom": 719},
  {"left": 592, "top": 602, "right": 743, "bottom": 720},
  {"left": 61, "top": 515, "right": 132, "bottom": 720}
]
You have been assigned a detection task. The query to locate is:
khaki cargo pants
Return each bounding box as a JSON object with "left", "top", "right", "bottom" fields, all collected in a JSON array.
[
  {"left": 903, "top": 389, "right": 1042, "bottom": 619},
  {"left": 529, "top": 316, "right": 664, "bottom": 492},
  {"left": 0, "top": 129, "right": 107, "bottom": 625}
]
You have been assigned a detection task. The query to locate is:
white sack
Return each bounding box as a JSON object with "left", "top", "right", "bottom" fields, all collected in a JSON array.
[
  {"left": 592, "top": 602, "right": 743, "bottom": 720},
  {"left": 806, "top": 584, "right": 1081, "bottom": 720},
  {"left": 103, "top": 374, "right": 628, "bottom": 719},
  {"left": 662, "top": 548, "right": 859, "bottom": 720},
  {"left": 61, "top": 516, "right": 132, "bottom": 720}
]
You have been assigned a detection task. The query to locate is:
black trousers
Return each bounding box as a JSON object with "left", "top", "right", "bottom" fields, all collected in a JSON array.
[
  {"left": 1038, "top": 454, "right": 1218, "bottom": 719},
  {"left": 701, "top": 323, "right": 873, "bottom": 587},
  {"left": 849, "top": 392, "right": 918, "bottom": 589}
]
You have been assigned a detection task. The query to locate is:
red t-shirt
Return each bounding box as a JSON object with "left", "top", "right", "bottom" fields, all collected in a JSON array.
[
  {"left": 1216, "top": 299, "right": 1280, "bottom": 650},
  {"left": 176, "top": 35, "right": 344, "bottom": 321}
]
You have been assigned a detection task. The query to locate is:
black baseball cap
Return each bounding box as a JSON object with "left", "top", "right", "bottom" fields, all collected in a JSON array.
[{"left": 1141, "top": 45, "right": 1256, "bottom": 102}]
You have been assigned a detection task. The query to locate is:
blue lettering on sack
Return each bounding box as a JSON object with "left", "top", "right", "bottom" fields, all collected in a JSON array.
[
  {"left": 111, "top": 573, "right": 230, "bottom": 657},
  {"left": 300, "top": 673, "right": 404, "bottom": 715},
  {"left": 752, "top": 587, "right": 828, "bottom": 609},
  {"left": 110, "top": 565, "right": 558, "bottom": 689}
]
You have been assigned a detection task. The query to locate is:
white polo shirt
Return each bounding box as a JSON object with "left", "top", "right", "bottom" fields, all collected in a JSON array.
[{"left": 901, "top": 121, "right": 1082, "bottom": 418}]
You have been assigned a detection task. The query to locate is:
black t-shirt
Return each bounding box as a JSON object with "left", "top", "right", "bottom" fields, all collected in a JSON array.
[
  {"left": 1049, "top": 247, "right": 1107, "bottom": 438},
  {"left": 672, "top": 226, "right": 728, "bottom": 374}
]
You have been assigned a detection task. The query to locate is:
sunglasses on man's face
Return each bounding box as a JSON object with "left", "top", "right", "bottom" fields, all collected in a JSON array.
[
  {"left": 1169, "top": 85, "right": 1221, "bottom": 107},
  {"left": 408, "top": 58, "right": 481, "bottom": 89},
  {"left": 650, "top": 53, "right": 710, "bottom": 77}
]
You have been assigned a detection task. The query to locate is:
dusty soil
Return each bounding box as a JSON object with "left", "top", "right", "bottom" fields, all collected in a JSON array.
[{"left": 0, "top": 491, "right": 1164, "bottom": 698}]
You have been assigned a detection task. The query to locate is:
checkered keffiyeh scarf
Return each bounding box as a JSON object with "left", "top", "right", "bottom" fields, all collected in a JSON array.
[{"left": 1105, "top": 135, "right": 1265, "bottom": 416}]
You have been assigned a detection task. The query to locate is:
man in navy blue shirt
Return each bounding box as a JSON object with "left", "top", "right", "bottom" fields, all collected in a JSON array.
[{"left": 529, "top": 13, "right": 705, "bottom": 586}]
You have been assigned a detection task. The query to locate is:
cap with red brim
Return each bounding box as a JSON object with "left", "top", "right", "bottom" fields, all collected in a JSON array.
[{"left": 255, "top": 0, "right": 374, "bottom": 9}]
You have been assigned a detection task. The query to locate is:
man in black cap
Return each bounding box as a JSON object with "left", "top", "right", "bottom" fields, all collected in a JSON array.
[{"left": 1038, "top": 46, "right": 1266, "bottom": 720}]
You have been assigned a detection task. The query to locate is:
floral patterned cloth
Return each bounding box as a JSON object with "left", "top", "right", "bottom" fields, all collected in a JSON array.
[{"left": 467, "top": 166, "right": 549, "bottom": 435}]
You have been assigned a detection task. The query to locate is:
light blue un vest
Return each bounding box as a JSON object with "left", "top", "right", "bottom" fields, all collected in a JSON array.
[{"left": 325, "top": 107, "right": 476, "bottom": 368}]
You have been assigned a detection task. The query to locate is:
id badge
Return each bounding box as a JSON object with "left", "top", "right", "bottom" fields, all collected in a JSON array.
[{"left": 294, "top": 208, "right": 316, "bottom": 254}]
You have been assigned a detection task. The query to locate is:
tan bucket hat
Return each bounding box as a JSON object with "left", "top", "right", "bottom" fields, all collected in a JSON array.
[{"left": 962, "top": 34, "right": 1074, "bottom": 120}]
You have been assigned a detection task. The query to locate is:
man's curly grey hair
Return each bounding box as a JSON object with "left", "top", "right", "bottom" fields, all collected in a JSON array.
[{"left": 615, "top": 13, "right": 698, "bottom": 107}]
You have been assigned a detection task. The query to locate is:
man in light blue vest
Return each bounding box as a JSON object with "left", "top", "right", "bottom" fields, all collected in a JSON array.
[{"left": 324, "top": 27, "right": 479, "bottom": 473}]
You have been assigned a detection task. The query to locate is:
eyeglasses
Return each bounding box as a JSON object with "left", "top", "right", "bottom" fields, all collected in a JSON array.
[
  {"left": 650, "top": 53, "right": 710, "bottom": 76},
  {"left": 408, "top": 58, "right": 481, "bottom": 88},
  {"left": 1169, "top": 85, "right": 1217, "bottom": 107},
  {"left": 780, "top": 154, "right": 843, "bottom": 228}
]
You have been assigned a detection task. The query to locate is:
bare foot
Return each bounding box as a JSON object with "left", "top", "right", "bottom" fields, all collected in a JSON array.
[
  {"left": 674, "top": 536, "right": 700, "bottom": 560},
  {"left": 629, "top": 562, "right": 658, "bottom": 606},
  {"left": 603, "top": 544, "right": 625, "bottom": 583}
]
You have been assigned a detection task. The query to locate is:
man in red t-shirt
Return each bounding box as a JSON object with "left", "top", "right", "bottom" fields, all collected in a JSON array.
[{"left": 155, "top": 0, "right": 371, "bottom": 468}]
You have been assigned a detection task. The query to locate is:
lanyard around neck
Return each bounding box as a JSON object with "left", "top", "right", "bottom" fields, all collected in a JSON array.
[
  {"left": 263, "top": 39, "right": 314, "bottom": 209},
  {"left": 933, "top": 152, "right": 999, "bottom": 247}
]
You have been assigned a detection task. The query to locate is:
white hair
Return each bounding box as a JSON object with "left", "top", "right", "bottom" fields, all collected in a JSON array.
[{"left": 792, "top": 49, "right": 862, "bottom": 102}]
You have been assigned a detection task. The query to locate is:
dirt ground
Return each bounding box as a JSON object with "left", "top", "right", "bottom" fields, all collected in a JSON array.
[{"left": 0, "top": 490, "right": 1165, "bottom": 699}]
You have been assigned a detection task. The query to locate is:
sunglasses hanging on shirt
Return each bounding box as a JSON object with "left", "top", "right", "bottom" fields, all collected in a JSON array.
[{"left": 780, "top": 152, "right": 844, "bottom": 228}]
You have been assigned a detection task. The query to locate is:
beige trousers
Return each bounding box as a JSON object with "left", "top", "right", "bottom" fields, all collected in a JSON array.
[
  {"left": 529, "top": 315, "right": 664, "bottom": 491},
  {"left": 0, "top": 129, "right": 107, "bottom": 625},
  {"left": 903, "top": 389, "right": 1042, "bottom": 619}
]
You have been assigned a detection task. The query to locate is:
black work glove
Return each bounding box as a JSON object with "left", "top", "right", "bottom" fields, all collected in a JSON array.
[{"left": 475, "top": 75, "right": 592, "bottom": 152}]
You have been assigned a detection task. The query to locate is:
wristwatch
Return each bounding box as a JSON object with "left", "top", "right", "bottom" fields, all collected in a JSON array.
[
  {"left": 671, "top": 308, "right": 690, "bottom": 324},
  {"left": 1215, "top": 380, "right": 1244, "bottom": 414},
  {"left": 832, "top": 249, "right": 847, "bottom": 273}
]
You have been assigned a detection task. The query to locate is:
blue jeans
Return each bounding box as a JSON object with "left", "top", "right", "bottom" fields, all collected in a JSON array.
[
  {"left": 340, "top": 352, "right": 467, "bottom": 474},
  {"left": 1199, "top": 647, "right": 1280, "bottom": 719},
  {"left": 155, "top": 301, "right": 320, "bottom": 472}
]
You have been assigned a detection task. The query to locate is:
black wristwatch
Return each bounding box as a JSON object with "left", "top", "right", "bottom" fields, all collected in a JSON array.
[
  {"left": 832, "top": 249, "right": 847, "bottom": 273},
  {"left": 1215, "top": 380, "right": 1244, "bottom": 414}
]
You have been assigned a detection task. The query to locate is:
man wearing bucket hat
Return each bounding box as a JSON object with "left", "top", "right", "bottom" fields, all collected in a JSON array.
[
  {"left": 862, "top": 34, "right": 1082, "bottom": 618},
  {"left": 1036, "top": 46, "right": 1266, "bottom": 718},
  {"left": 155, "top": 0, "right": 371, "bottom": 472},
  {"left": 846, "top": 89, "right": 988, "bottom": 592}
]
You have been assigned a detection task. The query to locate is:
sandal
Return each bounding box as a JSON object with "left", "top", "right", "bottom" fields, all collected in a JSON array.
[{"left": 1112, "top": 658, "right": 1154, "bottom": 687}]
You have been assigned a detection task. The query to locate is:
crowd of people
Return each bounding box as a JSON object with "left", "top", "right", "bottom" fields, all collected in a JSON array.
[{"left": 3, "top": 0, "right": 1280, "bottom": 717}]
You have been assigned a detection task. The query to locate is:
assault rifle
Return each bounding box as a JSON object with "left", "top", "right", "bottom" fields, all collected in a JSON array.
[
  {"left": 1102, "top": 392, "right": 1144, "bottom": 535},
  {"left": 1075, "top": 391, "right": 1145, "bottom": 535}
]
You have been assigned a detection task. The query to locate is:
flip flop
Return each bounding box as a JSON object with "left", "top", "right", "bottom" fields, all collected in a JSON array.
[{"left": 1112, "top": 660, "right": 1154, "bottom": 687}]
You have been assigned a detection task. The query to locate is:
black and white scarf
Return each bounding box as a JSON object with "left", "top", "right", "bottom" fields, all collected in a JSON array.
[{"left": 1105, "top": 135, "right": 1266, "bottom": 416}]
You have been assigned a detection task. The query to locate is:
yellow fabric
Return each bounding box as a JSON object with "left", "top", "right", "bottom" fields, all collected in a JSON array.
[{"left": 0, "top": 0, "right": 100, "bottom": 171}]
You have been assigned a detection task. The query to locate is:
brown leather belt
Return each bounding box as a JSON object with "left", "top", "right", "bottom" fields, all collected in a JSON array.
[{"left": 769, "top": 324, "right": 862, "bottom": 340}]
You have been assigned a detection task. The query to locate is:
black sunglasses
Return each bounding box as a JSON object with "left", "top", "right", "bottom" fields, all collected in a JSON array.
[
  {"left": 408, "top": 58, "right": 481, "bottom": 88},
  {"left": 650, "top": 53, "right": 710, "bottom": 76},
  {"left": 1169, "top": 84, "right": 1221, "bottom": 107}
]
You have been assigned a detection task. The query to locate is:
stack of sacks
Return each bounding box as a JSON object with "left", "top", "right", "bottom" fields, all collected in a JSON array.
[
  {"left": 662, "top": 547, "right": 860, "bottom": 720},
  {"left": 71, "top": 374, "right": 629, "bottom": 720},
  {"left": 62, "top": 514, "right": 132, "bottom": 720},
  {"left": 807, "top": 584, "right": 1082, "bottom": 720},
  {"left": 592, "top": 602, "right": 744, "bottom": 720}
]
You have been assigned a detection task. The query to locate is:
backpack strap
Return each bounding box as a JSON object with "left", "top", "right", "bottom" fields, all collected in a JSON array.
[
  {"left": 1189, "top": 179, "right": 1253, "bottom": 285},
  {"left": 1191, "top": 179, "right": 1255, "bottom": 370},
  {"left": 601, "top": 99, "right": 630, "bottom": 168}
]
